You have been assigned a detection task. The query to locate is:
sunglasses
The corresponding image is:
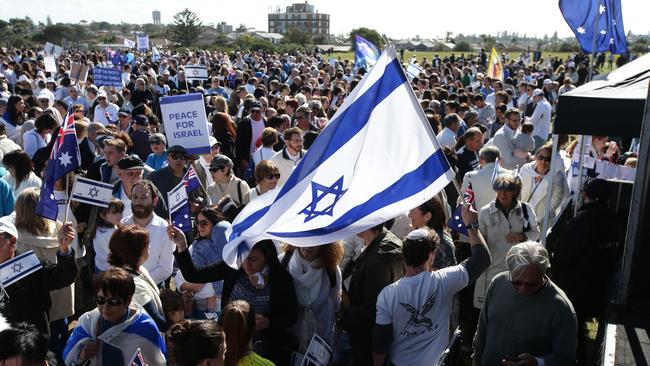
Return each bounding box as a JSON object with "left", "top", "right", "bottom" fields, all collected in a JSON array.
[
  {"left": 197, "top": 220, "right": 210, "bottom": 228},
  {"left": 209, "top": 167, "right": 224, "bottom": 173},
  {"left": 95, "top": 296, "right": 124, "bottom": 306},
  {"left": 266, "top": 173, "right": 281, "bottom": 180},
  {"left": 150, "top": 140, "right": 163, "bottom": 145},
  {"left": 536, "top": 155, "right": 552, "bottom": 162},
  {"left": 169, "top": 153, "right": 187, "bottom": 160}
]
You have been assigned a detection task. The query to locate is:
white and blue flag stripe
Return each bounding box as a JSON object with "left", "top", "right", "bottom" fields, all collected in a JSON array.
[
  {"left": 70, "top": 176, "right": 114, "bottom": 208},
  {"left": 223, "top": 47, "right": 454, "bottom": 268}
]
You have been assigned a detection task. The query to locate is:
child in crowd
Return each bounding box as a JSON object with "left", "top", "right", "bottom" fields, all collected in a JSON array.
[
  {"left": 160, "top": 289, "right": 186, "bottom": 366},
  {"left": 513, "top": 121, "right": 536, "bottom": 160},
  {"left": 91, "top": 199, "right": 124, "bottom": 274},
  {"left": 145, "top": 132, "right": 168, "bottom": 170}
]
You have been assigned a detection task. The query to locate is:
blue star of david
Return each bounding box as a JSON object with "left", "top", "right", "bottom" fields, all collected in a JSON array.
[
  {"left": 299, "top": 176, "right": 347, "bottom": 223},
  {"left": 12, "top": 262, "right": 23, "bottom": 273},
  {"left": 88, "top": 187, "right": 99, "bottom": 198}
]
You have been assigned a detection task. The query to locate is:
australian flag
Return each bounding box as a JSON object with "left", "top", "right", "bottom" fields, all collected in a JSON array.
[
  {"left": 448, "top": 184, "right": 476, "bottom": 236},
  {"left": 128, "top": 348, "right": 148, "bottom": 366},
  {"left": 559, "top": 0, "right": 628, "bottom": 54},
  {"left": 36, "top": 113, "right": 80, "bottom": 220},
  {"left": 182, "top": 165, "right": 201, "bottom": 194},
  {"left": 168, "top": 181, "right": 192, "bottom": 231}
]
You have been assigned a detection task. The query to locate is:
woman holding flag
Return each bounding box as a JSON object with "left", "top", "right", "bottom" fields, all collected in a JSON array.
[{"left": 169, "top": 225, "right": 298, "bottom": 365}]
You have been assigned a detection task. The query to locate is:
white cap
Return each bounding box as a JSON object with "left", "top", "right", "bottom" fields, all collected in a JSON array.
[
  {"left": 532, "top": 88, "right": 544, "bottom": 97},
  {"left": 543, "top": 78, "right": 552, "bottom": 85},
  {"left": 208, "top": 136, "right": 220, "bottom": 147},
  {"left": 97, "top": 90, "right": 108, "bottom": 98},
  {"left": 18, "top": 75, "right": 29, "bottom": 82},
  {"left": 0, "top": 216, "right": 17, "bottom": 239}
]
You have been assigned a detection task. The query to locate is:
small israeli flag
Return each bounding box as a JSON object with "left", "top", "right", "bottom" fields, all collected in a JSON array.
[
  {"left": 0, "top": 250, "right": 42, "bottom": 289},
  {"left": 223, "top": 46, "right": 455, "bottom": 267},
  {"left": 70, "top": 176, "right": 114, "bottom": 208}
]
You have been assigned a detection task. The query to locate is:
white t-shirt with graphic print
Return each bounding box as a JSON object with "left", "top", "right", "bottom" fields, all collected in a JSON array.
[{"left": 376, "top": 265, "right": 469, "bottom": 366}]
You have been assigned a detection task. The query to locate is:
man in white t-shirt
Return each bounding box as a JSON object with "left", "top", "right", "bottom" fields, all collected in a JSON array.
[
  {"left": 373, "top": 205, "right": 491, "bottom": 366},
  {"left": 93, "top": 90, "right": 119, "bottom": 125},
  {"left": 436, "top": 113, "right": 460, "bottom": 149}
]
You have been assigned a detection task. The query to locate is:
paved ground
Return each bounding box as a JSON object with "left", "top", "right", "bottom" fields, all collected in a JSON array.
[{"left": 614, "top": 325, "right": 650, "bottom": 365}]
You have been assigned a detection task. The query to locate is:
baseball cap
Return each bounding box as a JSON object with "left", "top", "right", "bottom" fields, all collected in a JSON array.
[
  {"left": 208, "top": 136, "right": 220, "bottom": 148},
  {"left": 117, "top": 155, "right": 145, "bottom": 170},
  {"left": 134, "top": 114, "right": 149, "bottom": 126},
  {"left": 97, "top": 91, "right": 108, "bottom": 99},
  {"left": 532, "top": 89, "right": 544, "bottom": 97},
  {"left": 167, "top": 145, "right": 187, "bottom": 155},
  {"left": 0, "top": 216, "right": 17, "bottom": 239},
  {"left": 543, "top": 78, "right": 552, "bottom": 85},
  {"left": 117, "top": 108, "right": 130, "bottom": 117}
]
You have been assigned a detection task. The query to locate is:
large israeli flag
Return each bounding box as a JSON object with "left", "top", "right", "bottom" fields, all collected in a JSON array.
[{"left": 222, "top": 47, "right": 454, "bottom": 268}]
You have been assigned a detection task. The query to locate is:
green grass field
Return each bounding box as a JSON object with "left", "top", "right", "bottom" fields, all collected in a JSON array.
[{"left": 329, "top": 51, "right": 618, "bottom": 72}]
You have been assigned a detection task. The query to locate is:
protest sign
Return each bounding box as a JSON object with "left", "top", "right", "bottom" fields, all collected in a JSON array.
[
  {"left": 70, "top": 63, "right": 89, "bottom": 84},
  {"left": 137, "top": 35, "right": 149, "bottom": 51},
  {"left": 44, "top": 42, "right": 64, "bottom": 56},
  {"left": 93, "top": 67, "right": 123, "bottom": 87},
  {"left": 44, "top": 56, "right": 57, "bottom": 73},
  {"left": 124, "top": 38, "right": 136, "bottom": 48},
  {"left": 184, "top": 65, "right": 209, "bottom": 80},
  {"left": 160, "top": 93, "right": 211, "bottom": 154}
]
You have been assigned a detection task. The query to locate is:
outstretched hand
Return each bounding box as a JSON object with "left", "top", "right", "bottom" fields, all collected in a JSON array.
[
  {"left": 461, "top": 202, "right": 479, "bottom": 226},
  {"left": 167, "top": 224, "right": 188, "bottom": 252}
]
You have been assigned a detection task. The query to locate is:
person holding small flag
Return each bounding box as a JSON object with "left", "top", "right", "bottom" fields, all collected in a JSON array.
[{"left": 0, "top": 217, "right": 77, "bottom": 338}]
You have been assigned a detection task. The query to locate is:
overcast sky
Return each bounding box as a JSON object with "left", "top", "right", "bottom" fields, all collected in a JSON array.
[{"left": 3, "top": 0, "right": 649, "bottom": 39}]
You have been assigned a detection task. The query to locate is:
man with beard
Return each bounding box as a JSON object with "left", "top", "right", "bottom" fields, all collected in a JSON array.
[{"left": 121, "top": 180, "right": 174, "bottom": 286}]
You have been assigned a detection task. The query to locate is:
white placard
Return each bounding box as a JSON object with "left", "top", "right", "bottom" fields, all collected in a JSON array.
[{"left": 160, "top": 93, "right": 210, "bottom": 155}]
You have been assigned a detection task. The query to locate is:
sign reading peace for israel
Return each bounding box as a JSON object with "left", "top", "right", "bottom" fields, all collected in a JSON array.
[
  {"left": 160, "top": 93, "right": 210, "bottom": 154},
  {"left": 93, "top": 67, "right": 124, "bottom": 87}
]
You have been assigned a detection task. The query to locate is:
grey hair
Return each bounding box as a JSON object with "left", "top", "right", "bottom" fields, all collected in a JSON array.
[
  {"left": 479, "top": 145, "right": 501, "bottom": 163},
  {"left": 506, "top": 241, "right": 551, "bottom": 276}
]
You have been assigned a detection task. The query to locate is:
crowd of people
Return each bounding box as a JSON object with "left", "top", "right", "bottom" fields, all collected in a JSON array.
[{"left": 0, "top": 45, "right": 637, "bottom": 366}]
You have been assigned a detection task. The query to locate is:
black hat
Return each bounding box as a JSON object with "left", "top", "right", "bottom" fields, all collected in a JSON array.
[
  {"left": 117, "top": 155, "right": 144, "bottom": 170},
  {"left": 134, "top": 114, "right": 149, "bottom": 126},
  {"left": 167, "top": 145, "right": 187, "bottom": 155},
  {"left": 583, "top": 178, "right": 611, "bottom": 202},
  {"left": 117, "top": 108, "right": 130, "bottom": 117}
]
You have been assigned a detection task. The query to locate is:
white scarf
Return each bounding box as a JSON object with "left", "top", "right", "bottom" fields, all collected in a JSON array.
[{"left": 287, "top": 251, "right": 325, "bottom": 307}]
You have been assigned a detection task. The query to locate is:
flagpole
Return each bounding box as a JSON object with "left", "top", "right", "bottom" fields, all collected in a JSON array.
[
  {"left": 574, "top": 7, "right": 601, "bottom": 217},
  {"left": 64, "top": 175, "right": 71, "bottom": 223}
]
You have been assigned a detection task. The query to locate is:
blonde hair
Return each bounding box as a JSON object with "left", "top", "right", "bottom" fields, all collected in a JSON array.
[{"left": 15, "top": 187, "right": 52, "bottom": 235}]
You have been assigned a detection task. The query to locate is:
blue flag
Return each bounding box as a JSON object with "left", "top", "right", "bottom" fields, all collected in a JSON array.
[
  {"left": 222, "top": 47, "right": 454, "bottom": 267},
  {"left": 36, "top": 114, "right": 80, "bottom": 220},
  {"left": 354, "top": 34, "right": 380, "bottom": 71},
  {"left": 559, "top": 0, "right": 628, "bottom": 54}
]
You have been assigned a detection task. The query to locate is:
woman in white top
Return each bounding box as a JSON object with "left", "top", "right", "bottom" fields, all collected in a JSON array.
[
  {"left": 23, "top": 113, "right": 57, "bottom": 158},
  {"left": 245, "top": 160, "right": 280, "bottom": 202},
  {"left": 2, "top": 150, "right": 42, "bottom": 197},
  {"left": 520, "top": 143, "right": 570, "bottom": 230}
]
